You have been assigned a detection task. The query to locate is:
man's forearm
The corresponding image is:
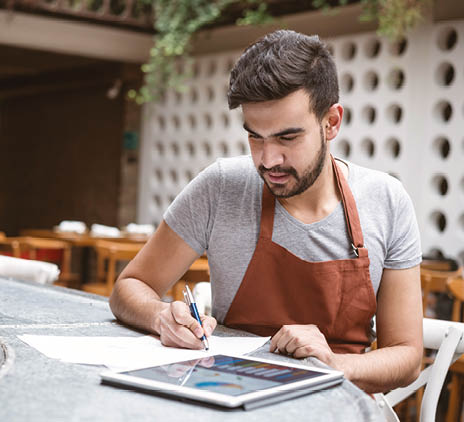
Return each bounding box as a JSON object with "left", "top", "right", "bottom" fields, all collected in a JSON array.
[
  {"left": 331, "top": 345, "right": 422, "bottom": 393},
  {"left": 109, "top": 277, "right": 169, "bottom": 335}
]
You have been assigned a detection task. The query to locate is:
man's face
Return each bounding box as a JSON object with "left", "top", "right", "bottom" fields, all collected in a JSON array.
[{"left": 242, "top": 89, "right": 327, "bottom": 198}]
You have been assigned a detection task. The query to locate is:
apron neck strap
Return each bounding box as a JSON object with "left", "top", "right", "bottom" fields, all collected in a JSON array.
[
  {"left": 260, "top": 184, "right": 276, "bottom": 240},
  {"left": 331, "top": 155, "right": 365, "bottom": 254},
  {"left": 259, "top": 156, "right": 365, "bottom": 254}
]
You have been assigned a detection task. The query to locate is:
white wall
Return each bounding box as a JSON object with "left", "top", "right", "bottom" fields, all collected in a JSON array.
[{"left": 138, "top": 19, "right": 464, "bottom": 264}]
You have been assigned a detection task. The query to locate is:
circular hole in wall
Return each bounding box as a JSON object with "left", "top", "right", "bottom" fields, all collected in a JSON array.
[
  {"left": 389, "top": 38, "right": 408, "bottom": 56},
  {"left": 362, "top": 105, "right": 376, "bottom": 124},
  {"left": 343, "top": 107, "right": 352, "bottom": 125},
  {"left": 385, "top": 137, "right": 401, "bottom": 158},
  {"left": 361, "top": 138, "right": 375, "bottom": 158},
  {"left": 207, "top": 86, "right": 215, "bottom": 102},
  {"left": 158, "top": 116, "right": 166, "bottom": 130},
  {"left": 155, "top": 142, "right": 165, "bottom": 156},
  {"left": 208, "top": 61, "right": 217, "bottom": 76},
  {"left": 188, "top": 114, "right": 197, "bottom": 129},
  {"left": 437, "top": 27, "right": 458, "bottom": 51},
  {"left": 174, "top": 91, "right": 183, "bottom": 105},
  {"left": 431, "top": 174, "right": 449, "bottom": 196},
  {"left": 204, "top": 114, "right": 213, "bottom": 129},
  {"left": 388, "top": 173, "right": 401, "bottom": 181},
  {"left": 155, "top": 168, "right": 163, "bottom": 182},
  {"left": 168, "top": 195, "right": 176, "bottom": 204},
  {"left": 186, "top": 142, "right": 196, "bottom": 157},
  {"left": 386, "top": 104, "right": 403, "bottom": 124},
  {"left": 219, "top": 142, "right": 229, "bottom": 156},
  {"left": 172, "top": 115, "right": 181, "bottom": 129},
  {"left": 364, "top": 38, "right": 381, "bottom": 58},
  {"left": 192, "top": 61, "right": 200, "bottom": 78},
  {"left": 170, "top": 142, "right": 180, "bottom": 157},
  {"left": 170, "top": 169, "right": 178, "bottom": 183},
  {"left": 222, "top": 113, "right": 230, "bottom": 128},
  {"left": 335, "top": 139, "right": 351, "bottom": 158},
  {"left": 432, "top": 136, "right": 451, "bottom": 159},
  {"left": 190, "top": 87, "right": 199, "bottom": 103},
  {"left": 434, "top": 100, "right": 453, "bottom": 123},
  {"left": 153, "top": 195, "right": 162, "bottom": 207},
  {"left": 387, "top": 68, "right": 405, "bottom": 90},
  {"left": 429, "top": 210, "right": 447, "bottom": 233},
  {"left": 340, "top": 73, "right": 355, "bottom": 94},
  {"left": 363, "top": 70, "right": 379, "bottom": 91},
  {"left": 202, "top": 142, "right": 212, "bottom": 157},
  {"left": 341, "top": 41, "right": 357, "bottom": 61},
  {"left": 435, "top": 62, "right": 455, "bottom": 86},
  {"left": 185, "top": 169, "right": 194, "bottom": 182}
]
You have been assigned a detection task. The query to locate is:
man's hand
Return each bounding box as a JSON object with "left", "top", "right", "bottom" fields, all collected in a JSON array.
[
  {"left": 270, "top": 324, "right": 335, "bottom": 366},
  {"left": 156, "top": 301, "right": 217, "bottom": 349}
]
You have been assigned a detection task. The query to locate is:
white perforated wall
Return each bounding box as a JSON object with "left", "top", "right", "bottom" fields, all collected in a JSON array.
[{"left": 138, "top": 20, "right": 464, "bottom": 264}]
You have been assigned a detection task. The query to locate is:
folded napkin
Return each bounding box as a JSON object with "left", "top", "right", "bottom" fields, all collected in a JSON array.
[
  {"left": 0, "top": 255, "right": 60, "bottom": 284},
  {"left": 124, "top": 223, "right": 155, "bottom": 235},
  {"left": 56, "top": 221, "right": 87, "bottom": 234},
  {"left": 90, "top": 224, "right": 121, "bottom": 238}
]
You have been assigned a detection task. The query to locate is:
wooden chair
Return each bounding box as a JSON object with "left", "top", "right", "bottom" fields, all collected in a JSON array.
[
  {"left": 169, "top": 256, "right": 210, "bottom": 302},
  {"left": 82, "top": 240, "right": 142, "bottom": 297},
  {"left": 446, "top": 276, "right": 464, "bottom": 422},
  {"left": 0, "top": 236, "right": 77, "bottom": 287},
  {"left": 420, "top": 260, "right": 462, "bottom": 318}
]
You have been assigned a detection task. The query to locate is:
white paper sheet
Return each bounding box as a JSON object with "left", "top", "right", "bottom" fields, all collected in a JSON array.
[{"left": 18, "top": 334, "right": 270, "bottom": 371}]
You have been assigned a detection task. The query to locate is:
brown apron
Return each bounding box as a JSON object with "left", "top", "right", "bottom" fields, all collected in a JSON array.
[{"left": 224, "top": 156, "right": 377, "bottom": 354}]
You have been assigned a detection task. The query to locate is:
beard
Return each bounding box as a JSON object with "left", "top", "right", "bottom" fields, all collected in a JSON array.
[{"left": 258, "top": 125, "right": 327, "bottom": 199}]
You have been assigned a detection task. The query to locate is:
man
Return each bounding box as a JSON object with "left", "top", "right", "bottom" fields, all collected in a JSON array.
[{"left": 110, "top": 30, "right": 423, "bottom": 394}]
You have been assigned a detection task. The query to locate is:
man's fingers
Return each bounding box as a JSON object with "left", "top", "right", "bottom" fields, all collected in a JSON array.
[
  {"left": 201, "top": 315, "right": 217, "bottom": 337},
  {"left": 170, "top": 301, "right": 204, "bottom": 337}
]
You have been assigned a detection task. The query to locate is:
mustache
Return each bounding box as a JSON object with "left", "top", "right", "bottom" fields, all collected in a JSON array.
[{"left": 258, "top": 165, "right": 299, "bottom": 180}]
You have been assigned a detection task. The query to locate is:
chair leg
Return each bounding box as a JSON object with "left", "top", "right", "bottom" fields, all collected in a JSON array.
[{"left": 446, "top": 374, "right": 460, "bottom": 422}]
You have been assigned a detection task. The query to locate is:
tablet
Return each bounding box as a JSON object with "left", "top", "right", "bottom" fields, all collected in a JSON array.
[{"left": 101, "top": 354, "right": 344, "bottom": 410}]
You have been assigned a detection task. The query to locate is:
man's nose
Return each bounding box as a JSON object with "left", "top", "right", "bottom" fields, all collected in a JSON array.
[{"left": 261, "top": 142, "right": 284, "bottom": 169}]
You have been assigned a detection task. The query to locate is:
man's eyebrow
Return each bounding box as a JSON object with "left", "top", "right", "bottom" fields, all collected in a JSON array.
[{"left": 243, "top": 123, "right": 305, "bottom": 138}]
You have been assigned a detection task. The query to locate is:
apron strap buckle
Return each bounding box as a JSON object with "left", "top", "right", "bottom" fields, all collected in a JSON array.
[{"left": 351, "top": 243, "right": 359, "bottom": 257}]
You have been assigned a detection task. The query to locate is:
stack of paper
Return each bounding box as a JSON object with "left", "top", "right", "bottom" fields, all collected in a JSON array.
[{"left": 18, "top": 335, "right": 270, "bottom": 371}]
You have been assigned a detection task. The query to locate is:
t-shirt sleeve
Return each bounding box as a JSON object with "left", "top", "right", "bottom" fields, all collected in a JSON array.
[
  {"left": 163, "top": 161, "right": 222, "bottom": 255},
  {"left": 384, "top": 183, "right": 422, "bottom": 269}
]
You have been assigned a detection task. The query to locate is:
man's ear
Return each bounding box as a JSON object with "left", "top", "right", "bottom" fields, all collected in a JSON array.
[{"left": 324, "top": 104, "right": 343, "bottom": 141}]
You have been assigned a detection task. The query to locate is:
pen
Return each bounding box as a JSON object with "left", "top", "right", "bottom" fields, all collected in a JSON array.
[{"left": 183, "top": 285, "right": 209, "bottom": 351}]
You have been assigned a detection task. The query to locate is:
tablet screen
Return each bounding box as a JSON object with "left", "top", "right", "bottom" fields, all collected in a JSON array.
[{"left": 122, "top": 355, "right": 322, "bottom": 397}]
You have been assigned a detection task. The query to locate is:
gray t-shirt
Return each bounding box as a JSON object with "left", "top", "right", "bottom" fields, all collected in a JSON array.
[{"left": 164, "top": 155, "right": 422, "bottom": 323}]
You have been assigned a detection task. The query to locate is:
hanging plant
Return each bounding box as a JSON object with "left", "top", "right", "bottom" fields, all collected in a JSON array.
[{"left": 128, "top": 0, "right": 274, "bottom": 104}]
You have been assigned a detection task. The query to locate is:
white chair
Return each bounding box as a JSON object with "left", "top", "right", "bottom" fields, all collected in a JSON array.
[{"left": 375, "top": 318, "right": 464, "bottom": 422}]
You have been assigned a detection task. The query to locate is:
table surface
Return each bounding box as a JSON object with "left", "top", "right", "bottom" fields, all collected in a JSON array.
[{"left": 0, "top": 278, "right": 383, "bottom": 422}]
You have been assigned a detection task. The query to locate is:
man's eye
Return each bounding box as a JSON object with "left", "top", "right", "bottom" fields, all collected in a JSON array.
[{"left": 280, "top": 136, "right": 297, "bottom": 141}]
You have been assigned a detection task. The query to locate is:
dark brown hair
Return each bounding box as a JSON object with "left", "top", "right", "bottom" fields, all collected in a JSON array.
[{"left": 228, "top": 30, "right": 338, "bottom": 122}]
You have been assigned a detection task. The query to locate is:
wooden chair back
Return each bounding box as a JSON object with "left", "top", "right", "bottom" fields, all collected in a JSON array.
[
  {"left": 0, "top": 236, "right": 75, "bottom": 286},
  {"left": 83, "top": 240, "right": 142, "bottom": 297},
  {"left": 420, "top": 260, "right": 462, "bottom": 316},
  {"left": 169, "top": 256, "right": 210, "bottom": 302}
]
